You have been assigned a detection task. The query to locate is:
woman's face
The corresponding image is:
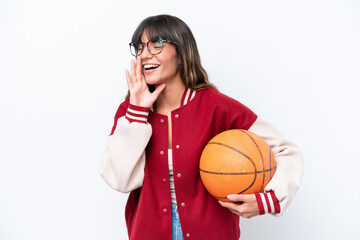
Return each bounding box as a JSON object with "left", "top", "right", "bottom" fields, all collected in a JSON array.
[{"left": 139, "top": 32, "right": 180, "bottom": 86}]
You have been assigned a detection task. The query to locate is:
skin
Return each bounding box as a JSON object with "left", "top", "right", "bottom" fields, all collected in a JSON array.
[
  {"left": 218, "top": 194, "right": 260, "bottom": 219},
  {"left": 125, "top": 31, "right": 260, "bottom": 218}
]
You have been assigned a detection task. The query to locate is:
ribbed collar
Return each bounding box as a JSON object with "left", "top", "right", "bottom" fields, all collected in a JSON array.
[{"left": 151, "top": 87, "right": 197, "bottom": 112}]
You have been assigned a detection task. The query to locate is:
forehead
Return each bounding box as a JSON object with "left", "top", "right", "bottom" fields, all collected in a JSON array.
[
  {"left": 138, "top": 27, "right": 164, "bottom": 43},
  {"left": 140, "top": 31, "right": 150, "bottom": 42}
]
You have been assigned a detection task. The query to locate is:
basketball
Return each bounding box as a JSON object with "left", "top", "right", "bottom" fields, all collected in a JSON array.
[{"left": 199, "top": 129, "right": 276, "bottom": 202}]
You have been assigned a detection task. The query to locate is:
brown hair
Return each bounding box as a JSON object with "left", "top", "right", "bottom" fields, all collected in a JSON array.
[{"left": 126, "top": 14, "right": 216, "bottom": 99}]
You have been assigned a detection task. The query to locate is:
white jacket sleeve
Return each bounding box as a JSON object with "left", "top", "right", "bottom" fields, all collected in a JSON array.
[
  {"left": 249, "top": 118, "right": 304, "bottom": 216},
  {"left": 99, "top": 104, "right": 152, "bottom": 193}
]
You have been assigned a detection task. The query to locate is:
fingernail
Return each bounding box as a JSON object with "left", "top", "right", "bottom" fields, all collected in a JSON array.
[{"left": 227, "top": 195, "right": 234, "bottom": 200}]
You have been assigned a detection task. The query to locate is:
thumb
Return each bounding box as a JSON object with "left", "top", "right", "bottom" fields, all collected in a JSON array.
[
  {"left": 152, "top": 83, "right": 166, "bottom": 99},
  {"left": 227, "top": 194, "right": 251, "bottom": 202}
]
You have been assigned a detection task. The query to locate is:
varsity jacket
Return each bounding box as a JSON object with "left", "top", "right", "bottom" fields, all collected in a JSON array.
[{"left": 99, "top": 87, "right": 303, "bottom": 239}]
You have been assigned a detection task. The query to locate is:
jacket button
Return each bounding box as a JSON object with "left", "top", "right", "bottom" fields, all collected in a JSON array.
[
  {"left": 162, "top": 178, "right": 167, "bottom": 184},
  {"left": 177, "top": 173, "right": 181, "bottom": 178},
  {"left": 175, "top": 114, "right": 179, "bottom": 118},
  {"left": 160, "top": 119, "right": 164, "bottom": 123},
  {"left": 163, "top": 208, "right": 168, "bottom": 214},
  {"left": 186, "top": 233, "right": 190, "bottom": 237},
  {"left": 176, "top": 145, "right": 180, "bottom": 149},
  {"left": 160, "top": 150, "right": 164, "bottom": 155},
  {"left": 181, "top": 202, "right": 185, "bottom": 207}
]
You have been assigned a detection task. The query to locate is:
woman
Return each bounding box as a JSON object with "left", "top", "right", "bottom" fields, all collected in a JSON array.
[{"left": 99, "top": 14, "right": 303, "bottom": 240}]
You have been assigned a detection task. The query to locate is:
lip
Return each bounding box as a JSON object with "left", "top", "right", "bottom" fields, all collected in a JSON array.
[
  {"left": 144, "top": 68, "right": 157, "bottom": 74},
  {"left": 143, "top": 64, "right": 160, "bottom": 74}
]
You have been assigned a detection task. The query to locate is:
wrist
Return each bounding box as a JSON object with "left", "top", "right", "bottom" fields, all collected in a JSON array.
[
  {"left": 255, "top": 191, "right": 281, "bottom": 215},
  {"left": 129, "top": 97, "right": 152, "bottom": 109},
  {"left": 125, "top": 103, "right": 150, "bottom": 124}
]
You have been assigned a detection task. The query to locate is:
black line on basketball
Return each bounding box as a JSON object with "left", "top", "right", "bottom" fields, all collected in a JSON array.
[
  {"left": 238, "top": 130, "right": 266, "bottom": 192},
  {"left": 206, "top": 142, "right": 257, "bottom": 194},
  {"left": 210, "top": 167, "right": 278, "bottom": 199},
  {"left": 199, "top": 167, "right": 276, "bottom": 175},
  {"left": 214, "top": 196, "right": 228, "bottom": 200}
]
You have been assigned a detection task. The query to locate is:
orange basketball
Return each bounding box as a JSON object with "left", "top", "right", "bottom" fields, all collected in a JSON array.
[{"left": 199, "top": 129, "right": 276, "bottom": 202}]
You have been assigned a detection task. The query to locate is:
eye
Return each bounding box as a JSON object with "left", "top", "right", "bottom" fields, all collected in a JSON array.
[{"left": 151, "top": 40, "right": 163, "bottom": 49}]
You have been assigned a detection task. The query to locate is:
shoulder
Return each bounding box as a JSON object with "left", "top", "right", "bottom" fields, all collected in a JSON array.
[
  {"left": 199, "top": 87, "right": 251, "bottom": 109},
  {"left": 198, "top": 87, "right": 258, "bottom": 130}
]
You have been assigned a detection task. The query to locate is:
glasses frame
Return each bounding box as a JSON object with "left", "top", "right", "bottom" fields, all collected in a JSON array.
[{"left": 129, "top": 39, "right": 173, "bottom": 57}]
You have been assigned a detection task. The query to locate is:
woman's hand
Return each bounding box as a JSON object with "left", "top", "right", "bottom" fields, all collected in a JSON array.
[
  {"left": 218, "top": 194, "right": 260, "bottom": 219},
  {"left": 125, "top": 57, "right": 166, "bottom": 108}
]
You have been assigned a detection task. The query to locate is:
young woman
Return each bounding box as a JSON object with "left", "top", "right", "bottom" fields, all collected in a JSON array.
[{"left": 99, "top": 14, "right": 303, "bottom": 240}]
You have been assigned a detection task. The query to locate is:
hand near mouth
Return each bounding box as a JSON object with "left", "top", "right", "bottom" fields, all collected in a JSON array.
[{"left": 125, "top": 57, "right": 166, "bottom": 108}]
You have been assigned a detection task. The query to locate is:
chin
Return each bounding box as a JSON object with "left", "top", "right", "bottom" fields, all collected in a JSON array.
[
  {"left": 144, "top": 76, "right": 163, "bottom": 86},
  {"left": 144, "top": 79, "right": 157, "bottom": 85}
]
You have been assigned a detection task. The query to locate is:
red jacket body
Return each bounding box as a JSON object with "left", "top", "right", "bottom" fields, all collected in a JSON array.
[{"left": 111, "top": 87, "right": 257, "bottom": 239}]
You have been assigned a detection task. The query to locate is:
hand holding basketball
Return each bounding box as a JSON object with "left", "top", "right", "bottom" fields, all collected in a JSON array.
[
  {"left": 218, "top": 194, "right": 259, "bottom": 219},
  {"left": 125, "top": 57, "right": 166, "bottom": 108}
]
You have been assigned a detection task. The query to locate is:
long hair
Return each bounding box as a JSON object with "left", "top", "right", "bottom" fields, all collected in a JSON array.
[{"left": 125, "top": 14, "right": 216, "bottom": 99}]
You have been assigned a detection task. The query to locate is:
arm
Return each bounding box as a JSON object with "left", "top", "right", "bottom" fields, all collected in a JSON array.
[
  {"left": 99, "top": 104, "right": 151, "bottom": 193},
  {"left": 249, "top": 118, "right": 304, "bottom": 216},
  {"left": 100, "top": 57, "right": 166, "bottom": 193},
  {"left": 219, "top": 118, "right": 303, "bottom": 217}
]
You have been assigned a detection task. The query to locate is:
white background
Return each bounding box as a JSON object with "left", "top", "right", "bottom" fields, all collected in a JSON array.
[{"left": 1, "top": 0, "right": 359, "bottom": 239}]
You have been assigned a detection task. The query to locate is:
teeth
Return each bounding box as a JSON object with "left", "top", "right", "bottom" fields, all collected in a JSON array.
[{"left": 144, "top": 64, "right": 160, "bottom": 69}]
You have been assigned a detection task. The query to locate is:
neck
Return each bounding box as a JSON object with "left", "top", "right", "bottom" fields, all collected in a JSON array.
[{"left": 156, "top": 77, "right": 185, "bottom": 113}]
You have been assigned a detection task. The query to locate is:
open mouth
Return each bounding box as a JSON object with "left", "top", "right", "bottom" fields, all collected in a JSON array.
[{"left": 143, "top": 64, "right": 160, "bottom": 71}]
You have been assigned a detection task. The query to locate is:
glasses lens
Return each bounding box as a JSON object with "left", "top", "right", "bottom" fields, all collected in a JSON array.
[
  {"left": 130, "top": 42, "right": 143, "bottom": 56},
  {"left": 148, "top": 40, "right": 163, "bottom": 55}
]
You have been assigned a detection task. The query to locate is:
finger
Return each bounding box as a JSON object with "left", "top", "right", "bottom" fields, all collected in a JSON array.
[
  {"left": 125, "top": 69, "right": 132, "bottom": 88},
  {"left": 227, "top": 194, "right": 251, "bottom": 202},
  {"left": 229, "top": 209, "right": 239, "bottom": 215},
  {"left": 136, "top": 56, "right": 143, "bottom": 81},
  {"left": 219, "top": 201, "right": 249, "bottom": 217},
  {"left": 218, "top": 200, "right": 238, "bottom": 212},
  {"left": 131, "top": 59, "right": 138, "bottom": 83},
  {"left": 151, "top": 83, "right": 166, "bottom": 99},
  {"left": 243, "top": 214, "right": 253, "bottom": 219}
]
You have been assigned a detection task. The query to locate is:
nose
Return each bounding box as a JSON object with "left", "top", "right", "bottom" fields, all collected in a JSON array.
[{"left": 140, "top": 46, "right": 153, "bottom": 60}]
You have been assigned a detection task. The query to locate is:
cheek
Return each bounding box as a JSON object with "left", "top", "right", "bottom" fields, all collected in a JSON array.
[
  {"left": 165, "top": 57, "right": 179, "bottom": 73},
  {"left": 161, "top": 48, "right": 179, "bottom": 71}
]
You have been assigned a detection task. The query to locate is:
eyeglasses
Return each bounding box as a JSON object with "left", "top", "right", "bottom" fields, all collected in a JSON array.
[{"left": 129, "top": 39, "right": 173, "bottom": 57}]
